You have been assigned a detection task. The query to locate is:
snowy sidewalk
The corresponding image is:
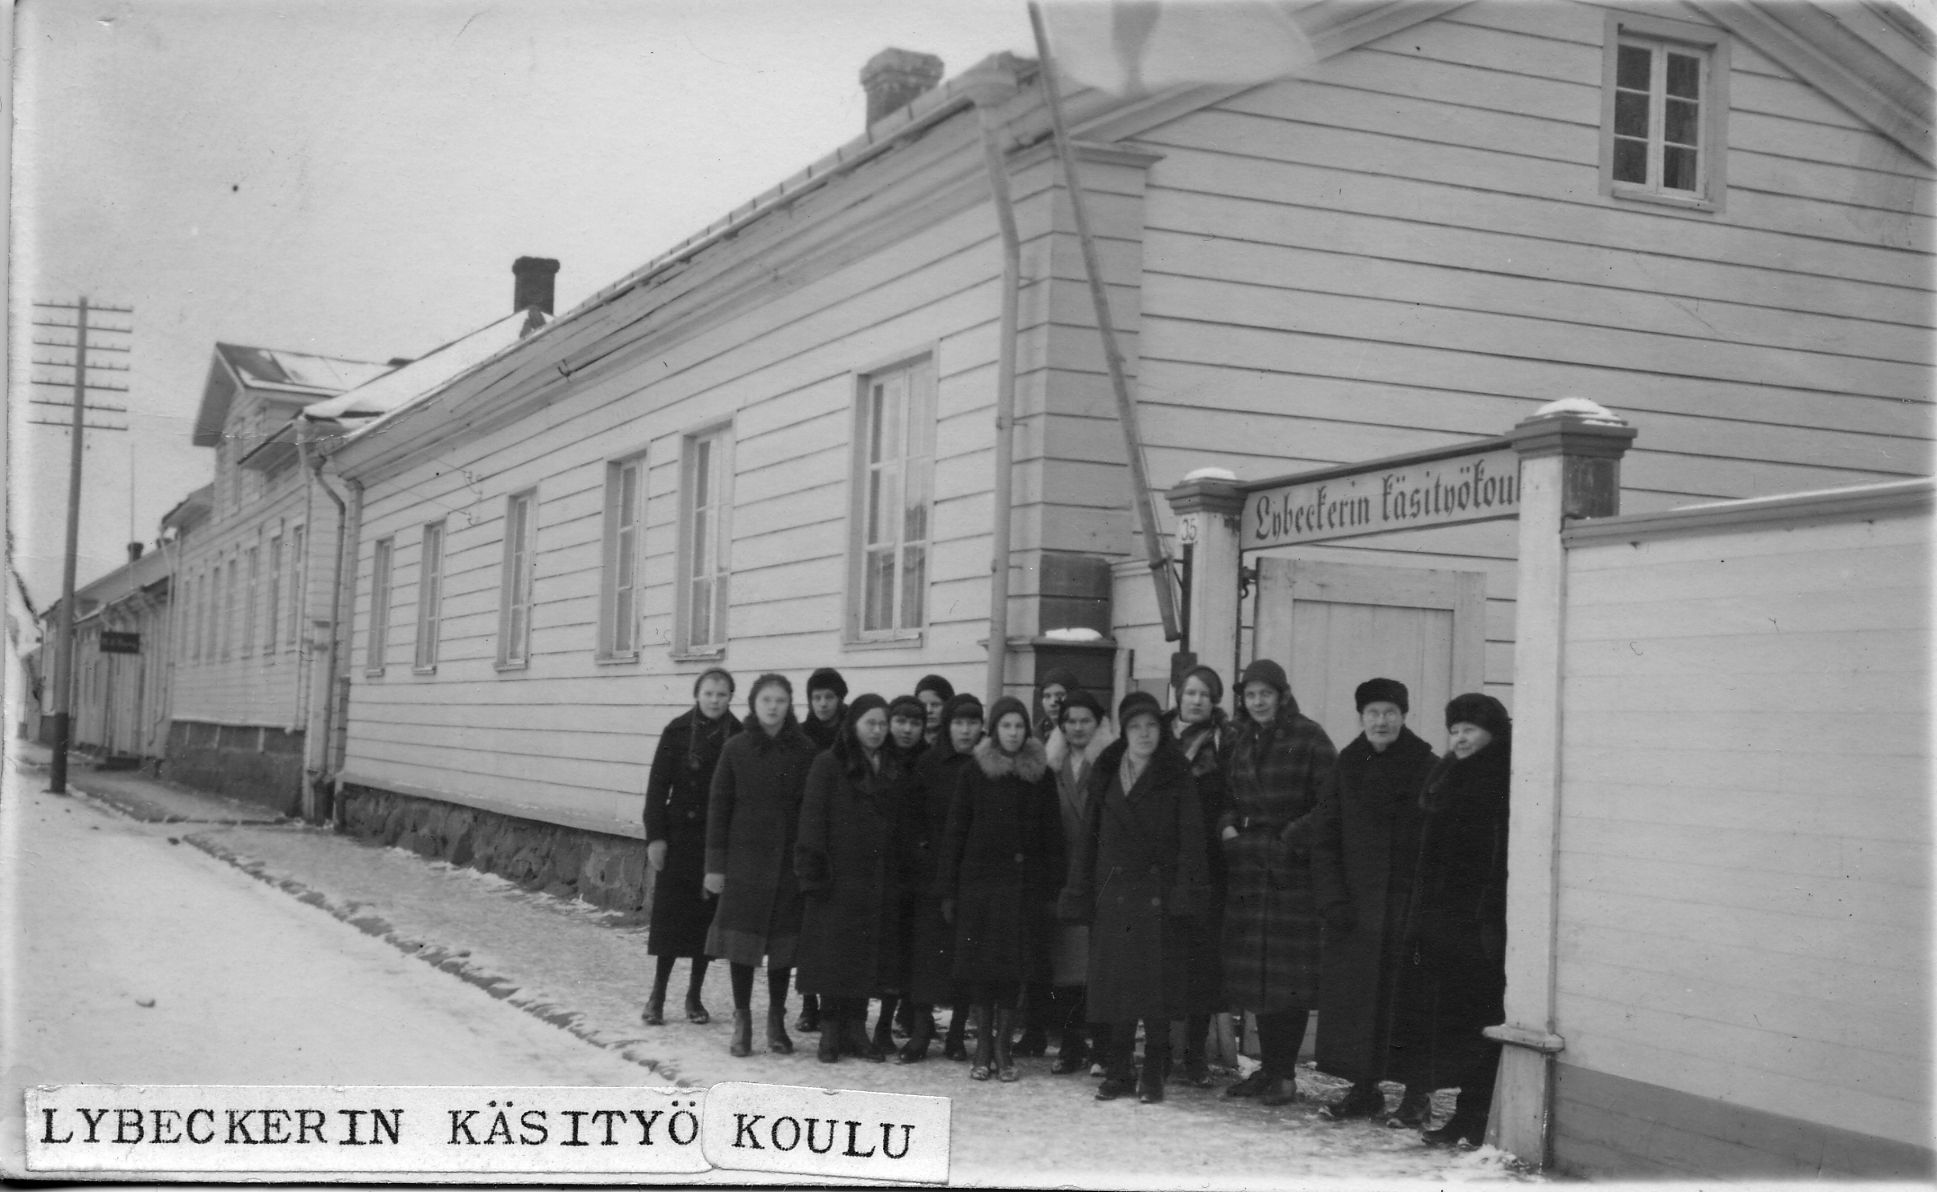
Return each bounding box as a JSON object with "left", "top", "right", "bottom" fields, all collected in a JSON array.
[{"left": 17, "top": 746, "right": 1536, "bottom": 1187}]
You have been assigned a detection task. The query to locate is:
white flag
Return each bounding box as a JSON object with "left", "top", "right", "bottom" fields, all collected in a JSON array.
[{"left": 1040, "top": 0, "right": 1318, "bottom": 96}]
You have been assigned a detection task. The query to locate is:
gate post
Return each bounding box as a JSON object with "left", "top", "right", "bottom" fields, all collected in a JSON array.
[
  {"left": 1492, "top": 398, "right": 1635, "bottom": 1166},
  {"left": 1166, "top": 470, "right": 1245, "bottom": 692}
]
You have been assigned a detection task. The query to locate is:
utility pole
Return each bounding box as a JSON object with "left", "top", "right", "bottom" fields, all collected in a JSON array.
[{"left": 29, "top": 295, "right": 131, "bottom": 793}]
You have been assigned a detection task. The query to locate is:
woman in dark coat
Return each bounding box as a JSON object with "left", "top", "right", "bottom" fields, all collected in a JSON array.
[
  {"left": 1391, "top": 693, "right": 1512, "bottom": 1148},
  {"left": 936, "top": 695, "right": 1064, "bottom": 1082},
  {"left": 1041, "top": 689, "right": 1114, "bottom": 1073},
  {"left": 913, "top": 674, "right": 955, "bottom": 748},
  {"left": 705, "top": 672, "right": 820, "bottom": 1057},
  {"left": 900, "top": 693, "right": 982, "bottom": 1063},
  {"left": 794, "top": 667, "right": 847, "bottom": 1034},
  {"left": 1061, "top": 691, "right": 1210, "bottom": 1105},
  {"left": 1310, "top": 677, "right": 1439, "bottom": 1124},
  {"left": 1034, "top": 667, "right": 1080, "bottom": 742},
  {"left": 1165, "top": 664, "right": 1233, "bottom": 1086},
  {"left": 642, "top": 667, "right": 742, "bottom": 1027},
  {"left": 1220, "top": 658, "right": 1338, "bottom": 1106},
  {"left": 867, "top": 694, "right": 930, "bottom": 1051},
  {"left": 796, "top": 694, "right": 904, "bottom": 1064}
]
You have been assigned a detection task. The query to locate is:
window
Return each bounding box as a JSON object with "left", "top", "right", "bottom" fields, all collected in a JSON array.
[
  {"left": 850, "top": 357, "right": 936, "bottom": 640},
  {"left": 266, "top": 533, "right": 282, "bottom": 656},
  {"left": 414, "top": 520, "right": 445, "bottom": 672},
  {"left": 598, "top": 454, "right": 646, "bottom": 659},
  {"left": 676, "top": 426, "right": 732, "bottom": 656},
  {"left": 1601, "top": 14, "right": 1728, "bottom": 210},
  {"left": 185, "top": 575, "right": 199, "bottom": 663},
  {"left": 221, "top": 557, "right": 237, "bottom": 660},
  {"left": 287, "top": 524, "right": 306, "bottom": 649},
  {"left": 367, "top": 537, "right": 393, "bottom": 676},
  {"left": 497, "top": 491, "right": 537, "bottom": 668},
  {"left": 242, "top": 545, "right": 259, "bottom": 656}
]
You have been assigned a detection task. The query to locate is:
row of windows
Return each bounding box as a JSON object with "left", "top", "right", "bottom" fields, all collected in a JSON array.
[
  {"left": 367, "top": 357, "right": 938, "bottom": 676},
  {"left": 177, "top": 524, "right": 306, "bottom": 667}
]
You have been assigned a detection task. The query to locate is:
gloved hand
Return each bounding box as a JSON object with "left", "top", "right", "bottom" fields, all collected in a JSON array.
[{"left": 703, "top": 872, "right": 725, "bottom": 896}]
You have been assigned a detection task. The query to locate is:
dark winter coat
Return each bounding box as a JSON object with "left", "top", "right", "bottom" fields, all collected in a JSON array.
[
  {"left": 795, "top": 747, "right": 906, "bottom": 999},
  {"left": 802, "top": 706, "right": 845, "bottom": 753},
  {"left": 1059, "top": 738, "right": 1210, "bottom": 1022},
  {"left": 1045, "top": 721, "right": 1115, "bottom": 986},
  {"left": 903, "top": 742, "right": 975, "bottom": 1005},
  {"left": 1167, "top": 708, "right": 1232, "bottom": 1015},
  {"left": 1309, "top": 725, "right": 1438, "bottom": 1083},
  {"left": 1219, "top": 702, "right": 1338, "bottom": 1013},
  {"left": 644, "top": 705, "right": 743, "bottom": 958},
  {"left": 703, "top": 713, "right": 820, "bottom": 968},
  {"left": 1390, "top": 737, "right": 1512, "bottom": 1088},
  {"left": 936, "top": 737, "right": 1065, "bottom": 988}
]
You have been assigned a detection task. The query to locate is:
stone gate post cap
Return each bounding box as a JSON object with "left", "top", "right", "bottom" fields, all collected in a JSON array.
[
  {"left": 1524, "top": 397, "right": 1626, "bottom": 425},
  {"left": 1182, "top": 466, "right": 1238, "bottom": 483},
  {"left": 1509, "top": 397, "right": 1636, "bottom": 459},
  {"left": 1167, "top": 467, "right": 1244, "bottom": 517}
]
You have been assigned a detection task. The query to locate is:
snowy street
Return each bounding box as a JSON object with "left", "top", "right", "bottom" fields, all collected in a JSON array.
[{"left": 1, "top": 750, "right": 1533, "bottom": 1186}]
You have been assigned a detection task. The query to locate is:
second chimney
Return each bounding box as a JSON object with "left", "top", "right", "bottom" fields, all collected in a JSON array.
[
  {"left": 128, "top": 541, "right": 144, "bottom": 562},
  {"left": 512, "top": 257, "right": 560, "bottom": 315},
  {"left": 861, "top": 48, "right": 944, "bottom": 128}
]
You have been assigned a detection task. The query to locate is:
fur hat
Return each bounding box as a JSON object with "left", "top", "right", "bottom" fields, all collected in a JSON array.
[
  {"left": 1355, "top": 677, "right": 1409, "bottom": 714},
  {"left": 1058, "top": 689, "right": 1105, "bottom": 725},
  {"left": 806, "top": 667, "right": 848, "bottom": 700},
  {"left": 940, "top": 693, "right": 984, "bottom": 726},
  {"left": 1444, "top": 692, "right": 1511, "bottom": 738},
  {"left": 1177, "top": 664, "right": 1224, "bottom": 706},
  {"left": 1238, "top": 658, "right": 1290, "bottom": 697},
  {"left": 1116, "top": 690, "right": 1165, "bottom": 731},
  {"left": 887, "top": 694, "right": 927, "bottom": 725},
  {"left": 986, "top": 695, "right": 1032, "bottom": 736},
  {"left": 914, "top": 673, "right": 955, "bottom": 703}
]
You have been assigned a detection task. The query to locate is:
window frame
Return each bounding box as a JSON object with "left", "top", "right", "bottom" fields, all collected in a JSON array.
[
  {"left": 366, "top": 536, "right": 393, "bottom": 677},
  {"left": 846, "top": 352, "right": 938, "bottom": 646},
  {"left": 413, "top": 519, "right": 446, "bottom": 674},
  {"left": 673, "top": 422, "right": 733, "bottom": 660},
  {"left": 496, "top": 489, "right": 538, "bottom": 670},
  {"left": 597, "top": 451, "right": 648, "bottom": 662},
  {"left": 265, "top": 532, "right": 282, "bottom": 662},
  {"left": 1600, "top": 12, "right": 1729, "bottom": 213},
  {"left": 242, "top": 543, "right": 260, "bottom": 658},
  {"left": 220, "top": 556, "right": 236, "bottom": 661},
  {"left": 287, "top": 524, "right": 306, "bottom": 650}
]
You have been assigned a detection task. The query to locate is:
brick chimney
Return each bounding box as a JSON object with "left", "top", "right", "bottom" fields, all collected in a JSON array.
[
  {"left": 127, "top": 541, "right": 144, "bottom": 562},
  {"left": 861, "top": 48, "right": 944, "bottom": 127},
  {"left": 512, "top": 257, "right": 560, "bottom": 315}
]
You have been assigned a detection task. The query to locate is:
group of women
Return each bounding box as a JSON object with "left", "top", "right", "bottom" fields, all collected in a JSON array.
[{"left": 639, "top": 659, "right": 1512, "bottom": 1146}]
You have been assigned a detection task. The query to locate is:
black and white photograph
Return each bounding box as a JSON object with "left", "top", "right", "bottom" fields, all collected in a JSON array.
[{"left": 2, "top": 0, "right": 1931, "bottom": 1184}]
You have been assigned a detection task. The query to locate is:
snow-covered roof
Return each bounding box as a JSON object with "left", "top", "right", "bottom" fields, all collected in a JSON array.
[
  {"left": 301, "top": 308, "right": 543, "bottom": 424},
  {"left": 217, "top": 343, "right": 392, "bottom": 396}
]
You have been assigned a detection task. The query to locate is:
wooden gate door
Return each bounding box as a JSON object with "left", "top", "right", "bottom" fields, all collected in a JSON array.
[{"left": 1252, "top": 557, "right": 1487, "bottom": 750}]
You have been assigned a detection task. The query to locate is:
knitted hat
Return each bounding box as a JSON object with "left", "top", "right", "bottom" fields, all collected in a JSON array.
[
  {"left": 1355, "top": 677, "right": 1409, "bottom": 714},
  {"left": 986, "top": 695, "right": 1032, "bottom": 737},
  {"left": 1238, "top": 658, "right": 1290, "bottom": 697},
  {"left": 1444, "top": 692, "right": 1511, "bottom": 738},
  {"left": 1059, "top": 689, "right": 1105, "bottom": 725},
  {"left": 690, "top": 666, "right": 735, "bottom": 697},
  {"left": 747, "top": 672, "right": 793, "bottom": 713},
  {"left": 1116, "top": 690, "right": 1165, "bottom": 731},
  {"left": 1177, "top": 664, "right": 1224, "bottom": 706},
  {"left": 806, "top": 667, "right": 848, "bottom": 699},
  {"left": 940, "top": 693, "right": 985, "bottom": 725},
  {"left": 887, "top": 694, "right": 927, "bottom": 724},
  {"left": 914, "top": 673, "right": 956, "bottom": 703},
  {"left": 1038, "top": 667, "right": 1081, "bottom": 694}
]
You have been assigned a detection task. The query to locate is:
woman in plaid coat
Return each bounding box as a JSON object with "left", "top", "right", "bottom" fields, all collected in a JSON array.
[{"left": 1219, "top": 658, "right": 1338, "bottom": 1106}]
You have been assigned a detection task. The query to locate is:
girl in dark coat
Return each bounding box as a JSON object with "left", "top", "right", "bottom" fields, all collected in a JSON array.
[
  {"left": 795, "top": 667, "right": 847, "bottom": 1034},
  {"left": 1309, "top": 677, "right": 1439, "bottom": 1124},
  {"left": 900, "top": 693, "right": 982, "bottom": 1063},
  {"left": 1165, "top": 664, "right": 1233, "bottom": 1086},
  {"left": 1391, "top": 693, "right": 1512, "bottom": 1148},
  {"left": 796, "top": 694, "right": 904, "bottom": 1064},
  {"left": 1061, "top": 691, "right": 1210, "bottom": 1105},
  {"left": 1220, "top": 658, "right": 1338, "bottom": 1106},
  {"left": 913, "top": 674, "right": 955, "bottom": 748},
  {"left": 705, "top": 672, "right": 820, "bottom": 1057},
  {"left": 1033, "top": 667, "right": 1080, "bottom": 742},
  {"left": 867, "top": 694, "right": 930, "bottom": 1051},
  {"left": 642, "top": 667, "right": 742, "bottom": 1027},
  {"left": 937, "top": 695, "right": 1065, "bottom": 1082},
  {"left": 1041, "top": 689, "right": 1115, "bottom": 1073}
]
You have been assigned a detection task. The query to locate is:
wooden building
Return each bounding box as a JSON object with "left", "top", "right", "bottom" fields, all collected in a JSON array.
[
  {"left": 34, "top": 541, "right": 176, "bottom": 766},
  {"left": 319, "top": 0, "right": 1930, "bottom": 924}
]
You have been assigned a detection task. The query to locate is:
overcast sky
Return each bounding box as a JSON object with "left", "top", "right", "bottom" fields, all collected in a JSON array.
[{"left": 8, "top": 0, "right": 1036, "bottom": 613}]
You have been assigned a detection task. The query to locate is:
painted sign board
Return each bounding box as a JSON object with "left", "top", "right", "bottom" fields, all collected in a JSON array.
[
  {"left": 99, "top": 631, "right": 140, "bottom": 655},
  {"left": 1242, "top": 446, "right": 1521, "bottom": 549}
]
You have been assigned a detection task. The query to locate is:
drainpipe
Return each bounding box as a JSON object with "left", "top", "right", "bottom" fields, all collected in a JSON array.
[
  {"left": 964, "top": 66, "right": 1025, "bottom": 706},
  {"left": 299, "top": 437, "right": 359, "bottom": 824}
]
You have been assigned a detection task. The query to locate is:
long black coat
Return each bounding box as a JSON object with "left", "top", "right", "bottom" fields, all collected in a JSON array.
[
  {"left": 903, "top": 742, "right": 974, "bottom": 1005},
  {"left": 795, "top": 749, "right": 905, "bottom": 998},
  {"left": 1167, "top": 710, "right": 1232, "bottom": 1015},
  {"left": 1310, "top": 725, "right": 1438, "bottom": 1083},
  {"left": 703, "top": 714, "right": 819, "bottom": 968},
  {"left": 1059, "top": 739, "right": 1210, "bottom": 1023},
  {"left": 1390, "top": 738, "right": 1511, "bottom": 1088},
  {"left": 936, "top": 738, "right": 1065, "bottom": 988},
  {"left": 644, "top": 706, "right": 743, "bottom": 957}
]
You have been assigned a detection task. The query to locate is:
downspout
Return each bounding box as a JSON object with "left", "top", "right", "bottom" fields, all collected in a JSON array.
[
  {"left": 300, "top": 436, "right": 359, "bottom": 825},
  {"left": 965, "top": 68, "right": 1025, "bottom": 706}
]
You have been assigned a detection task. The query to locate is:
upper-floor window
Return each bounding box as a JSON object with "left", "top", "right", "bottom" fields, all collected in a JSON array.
[
  {"left": 676, "top": 425, "right": 732, "bottom": 657},
  {"left": 1601, "top": 13, "right": 1728, "bottom": 211},
  {"left": 414, "top": 520, "right": 445, "bottom": 672},
  {"left": 266, "top": 533, "right": 282, "bottom": 657},
  {"left": 367, "top": 537, "right": 393, "bottom": 676},
  {"left": 598, "top": 454, "right": 646, "bottom": 660},
  {"left": 287, "top": 524, "right": 306, "bottom": 650},
  {"left": 850, "top": 356, "right": 936, "bottom": 640},
  {"left": 498, "top": 491, "right": 537, "bottom": 668},
  {"left": 242, "top": 545, "right": 260, "bottom": 657},
  {"left": 220, "top": 557, "right": 237, "bottom": 661}
]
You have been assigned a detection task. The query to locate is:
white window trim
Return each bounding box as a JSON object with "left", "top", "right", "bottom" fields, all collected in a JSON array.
[
  {"left": 846, "top": 353, "right": 937, "bottom": 646},
  {"left": 673, "top": 422, "right": 733, "bottom": 660},
  {"left": 367, "top": 536, "right": 393, "bottom": 677},
  {"left": 597, "top": 451, "right": 648, "bottom": 662},
  {"left": 414, "top": 520, "right": 445, "bottom": 674},
  {"left": 497, "top": 490, "right": 538, "bottom": 671},
  {"left": 1600, "top": 11, "right": 1729, "bottom": 213}
]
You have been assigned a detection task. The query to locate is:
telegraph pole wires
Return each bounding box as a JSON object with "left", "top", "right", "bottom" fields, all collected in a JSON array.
[{"left": 30, "top": 295, "right": 131, "bottom": 793}]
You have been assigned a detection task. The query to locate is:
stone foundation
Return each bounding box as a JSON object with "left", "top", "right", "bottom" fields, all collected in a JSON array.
[
  {"left": 164, "top": 720, "right": 305, "bottom": 816},
  {"left": 338, "top": 782, "right": 650, "bottom": 915}
]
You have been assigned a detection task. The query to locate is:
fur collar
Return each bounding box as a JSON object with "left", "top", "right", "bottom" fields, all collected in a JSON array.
[
  {"left": 973, "top": 735, "right": 1048, "bottom": 782},
  {"left": 1044, "top": 720, "right": 1116, "bottom": 774}
]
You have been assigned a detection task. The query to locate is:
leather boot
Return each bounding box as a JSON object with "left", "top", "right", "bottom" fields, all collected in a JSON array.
[
  {"left": 943, "top": 1006, "right": 969, "bottom": 1061},
  {"left": 795, "top": 993, "right": 821, "bottom": 1034},
  {"left": 1422, "top": 1111, "right": 1486, "bottom": 1148},
  {"left": 1050, "top": 1029, "right": 1087, "bottom": 1075},
  {"left": 683, "top": 993, "right": 711, "bottom": 1025},
  {"left": 844, "top": 1001, "right": 885, "bottom": 1062},
  {"left": 728, "top": 1009, "right": 753, "bottom": 1057},
  {"left": 817, "top": 1008, "right": 842, "bottom": 1063},
  {"left": 898, "top": 1008, "right": 935, "bottom": 1063},
  {"left": 766, "top": 1006, "right": 794, "bottom": 1055},
  {"left": 871, "top": 1006, "right": 896, "bottom": 1055},
  {"left": 1095, "top": 1028, "right": 1136, "bottom": 1100},
  {"left": 969, "top": 1004, "right": 994, "bottom": 1080},
  {"left": 1181, "top": 1015, "right": 1212, "bottom": 1086},
  {"left": 994, "top": 1005, "right": 1019, "bottom": 1082},
  {"left": 1139, "top": 1033, "right": 1168, "bottom": 1104},
  {"left": 1386, "top": 1089, "right": 1432, "bottom": 1129},
  {"left": 641, "top": 995, "right": 665, "bottom": 1026}
]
